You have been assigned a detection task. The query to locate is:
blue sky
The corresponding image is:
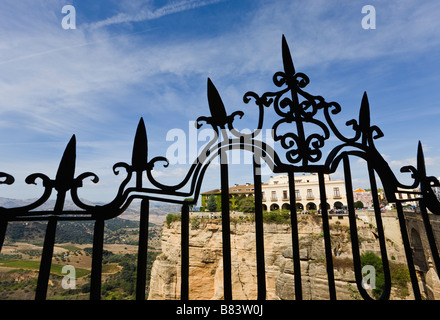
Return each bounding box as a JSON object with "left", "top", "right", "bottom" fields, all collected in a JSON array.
[{"left": 0, "top": 0, "right": 439, "bottom": 202}]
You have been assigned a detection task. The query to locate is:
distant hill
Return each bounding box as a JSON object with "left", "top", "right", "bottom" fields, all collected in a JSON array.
[
  {"left": 0, "top": 197, "right": 96, "bottom": 211},
  {"left": 120, "top": 201, "right": 181, "bottom": 224},
  {"left": 4, "top": 218, "right": 143, "bottom": 245},
  {"left": 0, "top": 197, "right": 180, "bottom": 225}
]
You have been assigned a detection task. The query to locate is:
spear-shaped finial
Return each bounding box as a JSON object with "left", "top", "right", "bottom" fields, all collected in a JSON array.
[
  {"left": 357, "top": 92, "right": 384, "bottom": 145},
  {"left": 417, "top": 140, "right": 426, "bottom": 177},
  {"left": 132, "top": 117, "right": 148, "bottom": 173},
  {"left": 55, "top": 135, "right": 76, "bottom": 192},
  {"left": 359, "top": 92, "right": 370, "bottom": 144},
  {"left": 282, "top": 34, "right": 295, "bottom": 76},
  {"left": 207, "top": 78, "right": 228, "bottom": 124}
]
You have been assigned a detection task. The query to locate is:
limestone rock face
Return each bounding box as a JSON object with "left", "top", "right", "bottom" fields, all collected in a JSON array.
[{"left": 148, "top": 215, "right": 410, "bottom": 300}]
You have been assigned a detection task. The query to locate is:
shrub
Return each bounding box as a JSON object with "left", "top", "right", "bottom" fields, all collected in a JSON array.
[
  {"left": 166, "top": 213, "right": 181, "bottom": 228},
  {"left": 190, "top": 217, "right": 200, "bottom": 230},
  {"left": 359, "top": 251, "right": 410, "bottom": 299},
  {"left": 263, "top": 210, "right": 290, "bottom": 224}
]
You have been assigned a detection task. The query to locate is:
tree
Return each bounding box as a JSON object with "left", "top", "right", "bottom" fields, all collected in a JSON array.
[
  {"left": 207, "top": 194, "right": 217, "bottom": 212},
  {"left": 354, "top": 201, "right": 364, "bottom": 209},
  {"left": 237, "top": 196, "right": 255, "bottom": 213}
]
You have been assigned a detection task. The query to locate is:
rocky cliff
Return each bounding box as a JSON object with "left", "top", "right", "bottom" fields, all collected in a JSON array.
[{"left": 148, "top": 214, "right": 412, "bottom": 300}]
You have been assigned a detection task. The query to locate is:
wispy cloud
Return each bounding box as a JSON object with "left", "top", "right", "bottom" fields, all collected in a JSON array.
[{"left": 87, "top": 0, "right": 224, "bottom": 29}]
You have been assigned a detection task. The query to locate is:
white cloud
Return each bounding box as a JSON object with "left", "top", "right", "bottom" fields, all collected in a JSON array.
[{"left": 87, "top": 0, "right": 225, "bottom": 29}]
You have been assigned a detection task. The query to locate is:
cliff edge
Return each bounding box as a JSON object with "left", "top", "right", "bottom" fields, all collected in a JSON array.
[{"left": 148, "top": 214, "right": 411, "bottom": 300}]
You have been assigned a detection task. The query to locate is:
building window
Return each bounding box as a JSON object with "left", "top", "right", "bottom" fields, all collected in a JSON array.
[
  {"left": 262, "top": 192, "right": 266, "bottom": 201},
  {"left": 334, "top": 187, "right": 340, "bottom": 198},
  {"left": 307, "top": 189, "right": 313, "bottom": 199},
  {"left": 283, "top": 190, "right": 288, "bottom": 200},
  {"left": 271, "top": 191, "right": 277, "bottom": 201},
  {"left": 295, "top": 190, "right": 301, "bottom": 200}
]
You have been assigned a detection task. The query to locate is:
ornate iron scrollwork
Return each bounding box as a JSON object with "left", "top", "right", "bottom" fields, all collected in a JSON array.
[{"left": 243, "top": 36, "right": 387, "bottom": 169}]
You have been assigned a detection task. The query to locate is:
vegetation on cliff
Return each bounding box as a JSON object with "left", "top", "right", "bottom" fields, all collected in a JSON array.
[
  {"left": 166, "top": 213, "right": 181, "bottom": 227},
  {"left": 360, "top": 251, "right": 410, "bottom": 299},
  {"left": 165, "top": 209, "right": 294, "bottom": 228}
]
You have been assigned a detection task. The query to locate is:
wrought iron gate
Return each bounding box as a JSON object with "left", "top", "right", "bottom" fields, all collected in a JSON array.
[{"left": 0, "top": 35, "right": 439, "bottom": 300}]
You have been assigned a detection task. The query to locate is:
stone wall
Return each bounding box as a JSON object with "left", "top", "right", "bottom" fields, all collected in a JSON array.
[
  {"left": 403, "top": 211, "right": 440, "bottom": 299},
  {"left": 356, "top": 210, "right": 403, "bottom": 246}
]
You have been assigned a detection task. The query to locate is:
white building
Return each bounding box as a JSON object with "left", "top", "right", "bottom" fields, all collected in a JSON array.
[
  {"left": 261, "top": 173, "right": 347, "bottom": 212},
  {"left": 395, "top": 187, "right": 419, "bottom": 208}
]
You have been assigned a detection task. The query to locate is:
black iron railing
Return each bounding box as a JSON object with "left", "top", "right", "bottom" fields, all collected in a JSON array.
[{"left": 0, "top": 35, "right": 439, "bottom": 300}]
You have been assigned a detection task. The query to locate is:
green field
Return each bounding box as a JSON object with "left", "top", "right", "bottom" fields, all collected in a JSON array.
[{"left": 0, "top": 259, "right": 90, "bottom": 278}]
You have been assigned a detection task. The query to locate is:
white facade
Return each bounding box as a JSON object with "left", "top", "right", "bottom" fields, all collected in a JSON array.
[
  {"left": 395, "top": 187, "right": 419, "bottom": 208},
  {"left": 261, "top": 173, "right": 347, "bottom": 212}
]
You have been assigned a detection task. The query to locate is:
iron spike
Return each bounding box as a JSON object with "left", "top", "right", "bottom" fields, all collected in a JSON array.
[
  {"left": 55, "top": 135, "right": 76, "bottom": 191},
  {"left": 281, "top": 34, "right": 295, "bottom": 76},
  {"left": 207, "top": 78, "right": 227, "bottom": 123},
  {"left": 417, "top": 140, "right": 426, "bottom": 177},
  {"left": 359, "top": 92, "right": 371, "bottom": 145},
  {"left": 132, "top": 117, "right": 148, "bottom": 172},
  {"left": 359, "top": 92, "right": 370, "bottom": 128}
]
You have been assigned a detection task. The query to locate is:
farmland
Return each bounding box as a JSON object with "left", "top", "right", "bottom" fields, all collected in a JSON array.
[{"left": 0, "top": 218, "right": 162, "bottom": 300}]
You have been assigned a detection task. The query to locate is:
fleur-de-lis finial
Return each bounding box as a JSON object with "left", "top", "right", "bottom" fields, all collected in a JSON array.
[
  {"left": 358, "top": 92, "right": 384, "bottom": 146},
  {"left": 196, "top": 78, "right": 243, "bottom": 130},
  {"left": 109, "top": 117, "right": 169, "bottom": 189}
]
